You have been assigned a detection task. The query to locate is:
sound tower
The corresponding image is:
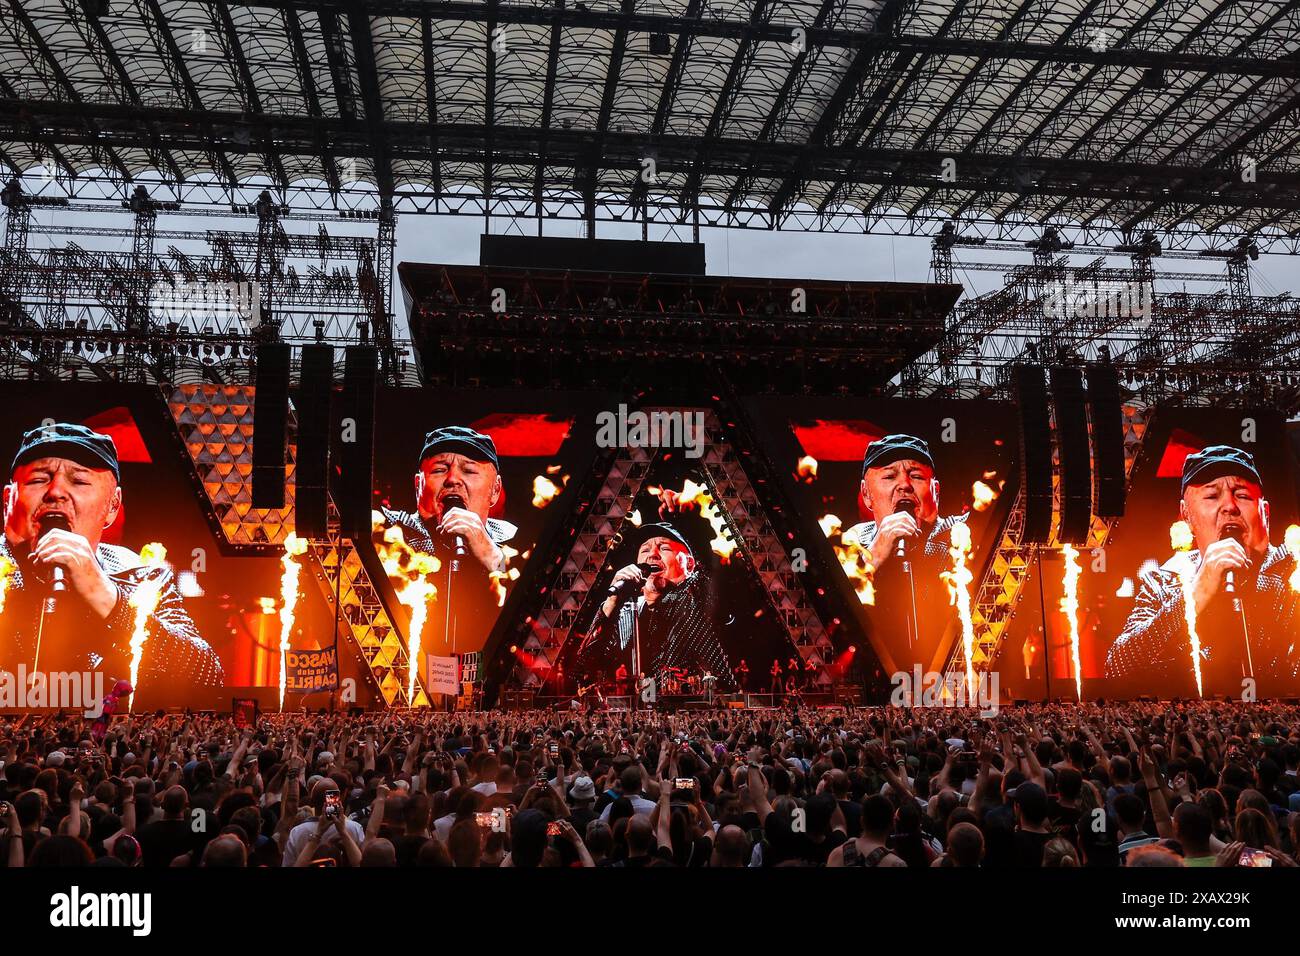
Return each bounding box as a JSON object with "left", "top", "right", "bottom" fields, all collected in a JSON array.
[
  {"left": 338, "top": 346, "right": 378, "bottom": 539},
  {"left": 295, "top": 344, "right": 334, "bottom": 538},
  {"left": 1086, "top": 364, "right": 1126, "bottom": 517},
  {"left": 251, "top": 343, "right": 291, "bottom": 509},
  {"left": 1050, "top": 366, "right": 1093, "bottom": 543},
  {"left": 1015, "top": 364, "right": 1052, "bottom": 542}
]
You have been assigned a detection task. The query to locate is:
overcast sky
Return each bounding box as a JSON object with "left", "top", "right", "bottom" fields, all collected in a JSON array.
[{"left": 395, "top": 213, "right": 1300, "bottom": 339}]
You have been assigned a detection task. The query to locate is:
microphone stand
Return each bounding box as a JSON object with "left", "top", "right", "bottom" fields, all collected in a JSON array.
[
  {"left": 896, "top": 536, "right": 919, "bottom": 651},
  {"left": 1222, "top": 542, "right": 1255, "bottom": 688}
]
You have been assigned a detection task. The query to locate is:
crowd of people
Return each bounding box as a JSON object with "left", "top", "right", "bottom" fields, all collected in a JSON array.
[{"left": 1, "top": 700, "right": 1298, "bottom": 868}]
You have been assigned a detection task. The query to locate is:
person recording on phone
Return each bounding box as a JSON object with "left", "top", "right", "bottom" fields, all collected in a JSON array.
[
  {"left": 381, "top": 426, "right": 517, "bottom": 656},
  {"left": 842, "top": 434, "right": 968, "bottom": 671},
  {"left": 1107, "top": 445, "right": 1300, "bottom": 696},
  {"left": 574, "top": 521, "right": 733, "bottom": 694},
  {"left": 0, "top": 422, "right": 222, "bottom": 692}
]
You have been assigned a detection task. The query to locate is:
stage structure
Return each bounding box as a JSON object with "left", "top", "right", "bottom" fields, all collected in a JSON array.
[{"left": 0, "top": 0, "right": 1297, "bottom": 250}]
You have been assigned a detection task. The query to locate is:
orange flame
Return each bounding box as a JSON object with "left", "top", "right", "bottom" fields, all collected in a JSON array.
[
  {"left": 375, "top": 513, "right": 439, "bottom": 705},
  {"left": 0, "top": 554, "right": 15, "bottom": 613},
  {"left": 1060, "top": 544, "right": 1083, "bottom": 700},
  {"left": 820, "top": 514, "right": 874, "bottom": 605},
  {"left": 1169, "top": 520, "right": 1203, "bottom": 697},
  {"left": 972, "top": 479, "right": 1004, "bottom": 512},
  {"left": 278, "top": 534, "right": 310, "bottom": 711},
  {"left": 662, "top": 478, "right": 736, "bottom": 563},
  {"left": 488, "top": 544, "right": 521, "bottom": 608},
  {"left": 941, "top": 522, "right": 976, "bottom": 701},
  {"left": 1285, "top": 525, "right": 1300, "bottom": 592},
  {"left": 532, "top": 473, "right": 565, "bottom": 508},
  {"left": 795, "top": 455, "right": 818, "bottom": 483},
  {"left": 126, "top": 542, "right": 169, "bottom": 713}
]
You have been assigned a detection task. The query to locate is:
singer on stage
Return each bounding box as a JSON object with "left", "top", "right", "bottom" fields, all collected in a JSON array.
[
  {"left": 380, "top": 426, "right": 517, "bottom": 654},
  {"left": 0, "top": 422, "right": 223, "bottom": 691},
  {"left": 843, "top": 434, "right": 968, "bottom": 671},
  {"left": 573, "top": 521, "right": 734, "bottom": 693},
  {"left": 1107, "top": 445, "right": 1300, "bottom": 696}
]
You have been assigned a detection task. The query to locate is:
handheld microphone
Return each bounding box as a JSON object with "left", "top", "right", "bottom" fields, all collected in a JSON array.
[
  {"left": 608, "top": 562, "right": 661, "bottom": 598},
  {"left": 36, "top": 513, "right": 71, "bottom": 594},
  {"left": 1220, "top": 527, "right": 1243, "bottom": 594},
  {"left": 893, "top": 500, "right": 917, "bottom": 561},
  {"left": 442, "top": 494, "right": 467, "bottom": 572}
]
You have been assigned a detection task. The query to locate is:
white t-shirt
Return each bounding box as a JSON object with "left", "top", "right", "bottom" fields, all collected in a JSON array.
[
  {"left": 598, "top": 794, "right": 657, "bottom": 821},
  {"left": 281, "top": 817, "right": 366, "bottom": 867},
  {"left": 471, "top": 781, "right": 498, "bottom": 797}
]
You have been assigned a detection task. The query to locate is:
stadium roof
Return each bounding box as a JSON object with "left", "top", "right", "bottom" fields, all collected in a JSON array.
[{"left": 2, "top": 0, "right": 1299, "bottom": 250}]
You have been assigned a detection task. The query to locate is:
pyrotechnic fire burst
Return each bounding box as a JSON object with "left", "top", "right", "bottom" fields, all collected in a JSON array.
[
  {"left": 1169, "top": 520, "right": 1203, "bottom": 697},
  {"left": 532, "top": 473, "right": 565, "bottom": 508},
  {"left": 1285, "top": 525, "right": 1300, "bottom": 592},
  {"left": 126, "top": 542, "right": 169, "bottom": 713},
  {"left": 278, "top": 534, "right": 310, "bottom": 711},
  {"left": 0, "top": 554, "right": 15, "bottom": 613},
  {"left": 1060, "top": 544, "right": 1083, "bottom": 700},
  {"left": 819, "top": 513, "right": 874, "bottom": 605},
  {"left": 375, "top": 514, "right": 440, "bottom": 706},
  {"left": 795, "top": 455, "right": 818, "bottom": 483},
  {"left": 653, "top": 479, "right": 736, "bottom": 563},
  {"left": 941, "top": 522, "right": 976, "bottom": 702}
]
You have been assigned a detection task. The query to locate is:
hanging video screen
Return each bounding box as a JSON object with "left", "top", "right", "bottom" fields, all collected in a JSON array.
[{"left": 742, "top": 396, "right": 1020, "bottom": 687}]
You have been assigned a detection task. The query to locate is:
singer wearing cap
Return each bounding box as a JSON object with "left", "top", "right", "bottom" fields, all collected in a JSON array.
[
  {"left": 380, "top": 426, "right": 517, "bottom": 653},
  {"left": 573, "top": 521, "right": 733, "bottom": 694},
  {"left": 0, "top": 422, "right": 223, "bottom": 691},
  {"left": 843, "top": 434, "right": 968, "bottom": 671},
  {"left": 1107, "top": 445, "right": 1300, "bottom": 696}
]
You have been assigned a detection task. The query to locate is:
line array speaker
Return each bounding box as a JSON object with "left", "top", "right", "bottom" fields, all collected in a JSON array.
[
  {"left": 1015, "top": 364, "right": 1053, "bottom": 543},
  {"left": 1087, "top": 364, "right": 1126, "bottom": 517},
  {"left": 338, "top": 346, "right": 378, "bottom": 539},
  {"left": 295, "top": 344, "right": 334, "bottom": 538},
  {"left": 251, "top": 342, "right": 291, "bottom": 510},
  {"left": 1050, "top": 366, "right": 1093, "bottom": 543}
]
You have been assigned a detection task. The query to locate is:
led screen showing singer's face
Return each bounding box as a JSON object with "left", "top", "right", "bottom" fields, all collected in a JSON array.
[
  {"left": 1180, "top": 474, "right": 1270, "bottom": 558},
  {"left": 415, "top": 452, "right": 502, "bottom": 523},
  {"left": 5, "top": 458, "right": 121, "bottom": 549},
  {"left": 636, "top": 536, "right": 694, "bottom": 588},
  {"left": 860, "top": 458, "right": 940, "bottom": 526}
]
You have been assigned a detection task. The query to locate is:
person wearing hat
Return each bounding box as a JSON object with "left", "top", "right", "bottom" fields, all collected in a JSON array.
[
  {"left": 1107, "top": 444, "right": 1300, "bottom": 695},
  {"left": 0, "top": 422, "right": 223, "bottom": 693},
  {"left": 380, "top": 426, "right": 517, "bottom": 679},
  {"left": 573, "top": 520, "right": 734, "bottom": 694},
  {"left": 842, "top": 433, "right": 969, "bottom": 672},
  {"left": 382, "top": 425, "right": 517, "bottom": 573}
]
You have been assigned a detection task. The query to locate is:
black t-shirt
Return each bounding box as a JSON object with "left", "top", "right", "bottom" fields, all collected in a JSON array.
[
  {"left": 1013, "top": 829, "right": 1053, "bottom": 867},
  {"left": 837, "top": 799, "right": 863, "bottom": 838},
  {"left": 569, "top": 806, "right": 597, "bottom": 835},
  {"left": 138, "top": 818, "right": 195, "bottom": 868}
]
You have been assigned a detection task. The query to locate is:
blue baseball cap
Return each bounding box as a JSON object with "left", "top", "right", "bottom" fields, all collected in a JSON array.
[{"left": 11, "top": 422, "right": 120, "bottom": 482}]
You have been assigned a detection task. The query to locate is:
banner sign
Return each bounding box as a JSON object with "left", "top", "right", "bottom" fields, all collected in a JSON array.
[
  {"left": 460, "top": 652, "right": 481, "bottom": 684},
  {"left": 424, "top": 655, "right": 460, "bottom": 695},
  {"left": 285, "top": 647, "right": 339, "bottom": 694}
]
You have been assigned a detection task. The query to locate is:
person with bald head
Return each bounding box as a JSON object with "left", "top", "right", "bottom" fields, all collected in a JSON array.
[
  {"left": 710, "top": 825, "right": 751, "bottom": 867},
  {"left": 136, "top": 785, "right": 196, "bottom": 868},
  {"left": 202, "top": 834, "right": 248, "bottom": 868},
  {"left": 0, "top": 422, "right": 222, "bottom": 694},
  {"left": 1108, "top": 445, "right": 1300, "bottom": 696}
]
